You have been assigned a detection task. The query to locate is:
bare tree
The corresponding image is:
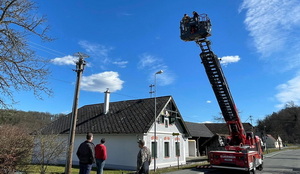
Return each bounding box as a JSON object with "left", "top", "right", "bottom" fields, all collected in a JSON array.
[
  {"left": 32, "top": 132, "right": 67, "bottom": 174},
  {"left": 0, "top": 0, "right": 52, "bottom": 108},
  {"left": 213, "top": 112, "right": 225, "bottom": 123}
]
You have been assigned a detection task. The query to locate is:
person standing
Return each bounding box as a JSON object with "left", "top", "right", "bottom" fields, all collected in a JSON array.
[
  {"left": 95, "top": 138, "right": 107, "bottom": 174},
  {"left": 136, "top": 140, "right": 151, "bottom": 174},
  {"left": 76, "top": 133, "right": 95, "bottom": 174},
  {"left": 193, "top": 11, "right": 199, "bottom": 22}
]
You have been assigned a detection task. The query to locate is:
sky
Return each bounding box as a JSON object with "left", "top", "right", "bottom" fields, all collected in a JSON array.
[{"left": 11, "top": 0, "right": 300, "bottom": 125}]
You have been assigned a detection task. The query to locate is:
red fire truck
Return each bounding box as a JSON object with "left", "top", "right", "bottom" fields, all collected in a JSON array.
[{"left": 180, "top": 13, "right": 264, "bottom": 174}]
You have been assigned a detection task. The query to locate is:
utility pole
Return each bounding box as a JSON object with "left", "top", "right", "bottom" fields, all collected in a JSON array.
[
  {"left": 250, "top": 115, "right": 253, "bottom": 132},
  {"left": 65, "top": 53, "right": 89, "bottom": 174}
]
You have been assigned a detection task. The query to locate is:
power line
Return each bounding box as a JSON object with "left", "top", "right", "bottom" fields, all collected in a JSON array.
[
  {"left": 28, "top": 41, "right": 68, "bottom": 57},
  {"left": 49, "top": 77, "right": 73, "bottom": 84},
  {"left": 113, "top": 92, "right": 139, "bottom": 99},
  {"left": 29, "top": 45, "right": 62, "bottom": 57}
]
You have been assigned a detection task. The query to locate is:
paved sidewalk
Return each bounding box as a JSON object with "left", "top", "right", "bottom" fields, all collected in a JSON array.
[
  {"left": 163, "top": 169, "right": 206, "bottom": 174},
  {"left": 162, "top": 156, "right": 208, "bottom": 174}
]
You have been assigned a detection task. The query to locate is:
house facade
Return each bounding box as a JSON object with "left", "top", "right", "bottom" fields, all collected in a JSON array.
[
  {"left": 265, "top": 134, "right": 283, "bottom": 149},
  {"left": 40, "top": 95, "right": 190, "bottom": 170}
]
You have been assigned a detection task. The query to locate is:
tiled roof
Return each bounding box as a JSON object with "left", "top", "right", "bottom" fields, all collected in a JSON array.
[
  {"left": 185, "top": 122, "right": 214, "bottom": 138},
  {"left": 41, "top": 96, "right": 189, "bottom": 136},
  {"left": 204, "top": 123, "right": 254, "bottom": 135},
  {"left": 184, "top": 122, "right": 254, "bottom": 138}
]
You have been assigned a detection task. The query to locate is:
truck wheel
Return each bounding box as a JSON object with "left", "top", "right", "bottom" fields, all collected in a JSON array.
[
  {"left": 246, "top": 169, "right": 255, "bottom": 174},
  {"left": 258, "top": 162, "right": 263, "bottom": 171}
]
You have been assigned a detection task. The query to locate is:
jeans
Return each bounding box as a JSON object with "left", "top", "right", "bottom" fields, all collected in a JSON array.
[
  {"left": 79, "top": 163, "right": 93, "bottom": 174},
  {"left": 96, "top": 159, "right": 106, "bottom": 174},
  {"left": 138, "top": 161, "right": 149, "bottom": 174}
]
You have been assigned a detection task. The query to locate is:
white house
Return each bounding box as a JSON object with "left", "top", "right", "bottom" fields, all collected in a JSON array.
[
  {"left": 266, "top": 134, "right": 283, "bottom": 149},
  {"left": 40, "top": 95, "right": 190, "bottom": 171}
]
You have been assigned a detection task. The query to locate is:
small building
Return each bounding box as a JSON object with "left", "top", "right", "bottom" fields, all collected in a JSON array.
[
  {"left": 40, "top": 95, "right": 190, "bottom": 170},
  {"left": 185, "top": 122, "right": 213, "bottom": 156},
  {"left": 265, "top": 134, "right": 283, "bottom": 149}
]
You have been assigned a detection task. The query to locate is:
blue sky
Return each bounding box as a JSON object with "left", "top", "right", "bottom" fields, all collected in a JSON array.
[{"left": 13, "top": 0, "right": 300, "bottom": 124}]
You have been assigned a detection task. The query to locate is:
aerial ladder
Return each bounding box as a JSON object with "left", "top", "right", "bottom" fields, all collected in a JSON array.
[{"left": 180, "top": 13, "right": 263, "bottom": 174}]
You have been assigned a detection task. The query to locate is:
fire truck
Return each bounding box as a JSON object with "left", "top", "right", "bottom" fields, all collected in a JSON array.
[{"left": 180, "top": 13, "right": 264, "bottom": 174}]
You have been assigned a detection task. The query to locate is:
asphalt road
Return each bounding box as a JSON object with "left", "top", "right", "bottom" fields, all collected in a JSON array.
[
  {"left": 163, "top": 149, "right": 300, "bottom": 174},
  {"left": 259, "top": 149, "right": 300, "bottom": 174}
]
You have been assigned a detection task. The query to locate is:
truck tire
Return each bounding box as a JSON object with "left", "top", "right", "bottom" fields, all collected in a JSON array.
[{"left": 257, "top": 162, "right": 263, "bottom": 171}]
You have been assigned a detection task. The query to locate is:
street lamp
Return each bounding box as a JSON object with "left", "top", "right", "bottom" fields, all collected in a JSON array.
[{"left": 154, "top": 70, "right": 163, "bottom": 171}]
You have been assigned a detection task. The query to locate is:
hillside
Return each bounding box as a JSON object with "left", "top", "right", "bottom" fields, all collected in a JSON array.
[
  {"left": 0, "top": 109, "right": 65, "bottom": 132},
  {"left": 256, "top": 103, "right": 300, "bottom": 144}
]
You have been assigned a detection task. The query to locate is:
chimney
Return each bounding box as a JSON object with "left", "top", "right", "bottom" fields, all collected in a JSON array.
[{"left": 103, "top": 88, "right": 110, "bottom": 114}]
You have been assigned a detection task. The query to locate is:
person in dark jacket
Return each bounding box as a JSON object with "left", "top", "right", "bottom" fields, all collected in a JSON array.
[{"left": 77, "top": 133, "right": 95, "bottom": 174}]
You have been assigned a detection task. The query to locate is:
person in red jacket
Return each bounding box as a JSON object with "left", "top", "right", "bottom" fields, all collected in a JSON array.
[{"left": 95, "top": 138, "right": 107, "bottom": 174}]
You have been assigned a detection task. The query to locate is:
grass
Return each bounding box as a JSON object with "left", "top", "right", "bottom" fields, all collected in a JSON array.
[
  {"left": 263, "top": 144, "right": 300, "bottom": 155},
  {"left": 17, "top": 165, "right": 131, "bottom": 174},
  {"left": 17, "top": 162, "right": 209, "bottom": 174}
]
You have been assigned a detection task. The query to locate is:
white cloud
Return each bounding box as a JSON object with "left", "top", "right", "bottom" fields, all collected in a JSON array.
[
  {"left": 78, "top": 40, "right": 113, "bottom": 64},
  {"left": 51, "top": 55, "right": 77, "bottom": 65},
  {"left": 240, "top": 0, "right": 300, "bottom": 70},
  {"left": 81, "top": 71, "right": 124, "bottom": 92},
  {"left": 112, "top": 60, "right": 128, "bottom": 68},
  {"left": 220, "top": 55, "right": 240, "bottom": 66},
  {"left": 202, "top": 121, "right": 213, "bottom": 123},
  {"left": 138, "top": 53, "right": 175, "bottom": 86},
  {"left": 79, "top": 40, "right": 112, "bottom": 57},
  {"left": 138, "top": 53, "right": 159, "bottom": 69},
  {"left": 275, "top": 73, "right": 300, "bottom": 108},
  {"left": 78, "top": 40, "right": 130, "bottom": 69},
  {"left": 206, "top": 100, "right": 212, "bottom": 104}
]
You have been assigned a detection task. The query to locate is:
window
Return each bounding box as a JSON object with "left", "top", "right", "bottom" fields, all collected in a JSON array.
[
  {"left": 165, "top": 118, "right": 169, "bottom": 128},
  {"left": 169, "top": 116, "right": 176, "bottom": 125},
  {"left": 175, "top": 142, "right": 180, "bottom": 157},
  {"left": 151, "top": 142, "right": 157, "bottom": 158},
  {"left": 159, "top": 115, "right": 165, "bottom": 124},
  {"left": 164, "top": 142, "right": 170, "bottom": 157}
]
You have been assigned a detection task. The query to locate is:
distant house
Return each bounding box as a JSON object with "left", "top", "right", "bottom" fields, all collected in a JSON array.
[
  {"left": 185, "top": 123, "right": 255, "bottom": 156},
  {"left": 40, "top": 95, "right": 190, "bottom": 170},
  {"left": 185, "top": 122, "right": 213, "bottom": 156},
  {"left": 265, "top": 134, "right": 283, "bottom": 149}
]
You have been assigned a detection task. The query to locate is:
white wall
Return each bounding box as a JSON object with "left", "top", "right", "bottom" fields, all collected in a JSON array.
[
  {"left": 40, "top": 119, "right": 188, "bottom": 171},
  {"left": 147, "top": 120, "right": 187, "bottom": 169},
  {"left": 93, "top": 134, "right": 141, "bottom": 170},
  {"left": 52, "top": 134, "right": 141, "bottom": 170}
]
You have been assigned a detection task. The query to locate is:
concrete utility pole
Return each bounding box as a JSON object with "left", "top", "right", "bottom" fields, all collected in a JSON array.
[{"left": 65, "top": 53, "right": 89, "bottom": 174}]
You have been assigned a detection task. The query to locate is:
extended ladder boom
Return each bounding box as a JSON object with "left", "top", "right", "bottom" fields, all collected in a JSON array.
[
  {"left": 196, "top": 39, "right": 246, "bottom": 146},
  {"left": 180, "top": 13, "right": 264, "bottom": 173},
  {"left": 180, "top": 13, "right": 246, "bottom": 146}
]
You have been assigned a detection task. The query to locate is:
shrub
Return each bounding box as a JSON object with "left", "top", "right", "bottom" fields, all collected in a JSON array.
[{"left": 0, "top": 125, "right": 33, "bottom": 173}]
